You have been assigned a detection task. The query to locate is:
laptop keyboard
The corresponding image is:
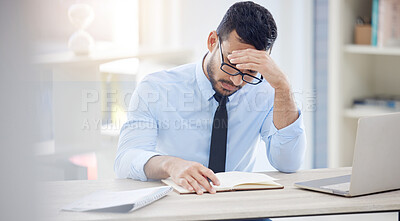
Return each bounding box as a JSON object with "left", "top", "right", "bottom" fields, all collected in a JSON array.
[{"left": 321, "top": 182, "right": 350, "bottom": 192}]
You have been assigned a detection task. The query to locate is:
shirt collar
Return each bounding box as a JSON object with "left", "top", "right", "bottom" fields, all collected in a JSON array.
[{"left": 195, "top": 54, "right": 215, "bottom": 101}]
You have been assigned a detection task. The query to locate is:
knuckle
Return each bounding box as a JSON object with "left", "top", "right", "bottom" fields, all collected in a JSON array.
[
  {"left": 177, "top": 170, "right": 188, "bottom": 177},
  {"left": 193, "top": 162, "right": 202, "bottom": 167},
  {"left": 202, "top": 182, "right": 211, "bottom": 190},
  {"left": 197, "top": 176, "right": 206, "bottom": 183},
  {"left": 186, "top": 165, "right": 198, "bottom": 173},
  {"left": 187, "top": 167, "right": 196, "bottom": 174},
  {"left": 204, "top": 168, "right": 212, "bottom": 174},
  {"left": 185, "top": 167, "right": 194, "bottom": 173},
  {"left": 178, "top": 179, "right": 186, "bottom": 186},
  {"left": 193, "top": 185, "right": 201, "bottom": 192},
  {"left": 206, "top": 170, "right": 215, "bottom": 177}
]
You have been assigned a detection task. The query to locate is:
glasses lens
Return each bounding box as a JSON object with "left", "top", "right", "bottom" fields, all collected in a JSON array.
[
  {"left": 221, "top": 64, "right": 240, "bottom": 76},
  {"left": 243, "top": 73, "right": 262, "bottom": 84}
]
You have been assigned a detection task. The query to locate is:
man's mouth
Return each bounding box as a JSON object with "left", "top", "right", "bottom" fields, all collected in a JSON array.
[{"left": 220, "top": 81, "right": 238, "bottom": 91}]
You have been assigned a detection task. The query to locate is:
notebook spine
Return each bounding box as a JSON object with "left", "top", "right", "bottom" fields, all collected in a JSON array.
[{"left": 131, "top": 187, "right": 172, "bottom": 211}]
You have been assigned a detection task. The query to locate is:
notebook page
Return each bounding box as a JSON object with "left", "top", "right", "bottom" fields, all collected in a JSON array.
[{"left": 214, "top": 171, "right": 278, "bottom": 188}]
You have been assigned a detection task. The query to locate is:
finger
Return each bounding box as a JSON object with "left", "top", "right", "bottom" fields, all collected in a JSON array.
[
  {"left": 177, "top": 178, "right": 193, "bottom": 192},
  {"left": 231, "top": 48, "right": 266, "bottom": 56},
  {"left": 228, "top": 51, "right": 257, "bottom": 59},
  {"left": 200, "top": 168, "right": 220, "bottom": 186},
  {"left": 228, "top": 51, "right": 266, "bottom": 63},
  {"left": 236, "top": 63, "right": 259, "bottom": 71},
  {"left": 192, "top": 173, "right": 216, "bottom": 194},
  {"left": 228, "top": 55, "right": 262, "bottom": 65},
  {"left": 186, "top": 176, "right": 204, "bottom": 195}
]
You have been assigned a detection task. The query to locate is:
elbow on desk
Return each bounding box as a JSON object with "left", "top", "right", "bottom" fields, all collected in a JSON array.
[
  {"left": 271, "top": 158, "right": 302, "bottom": 173},
  {"left": 277, "top": 166, "right": 300, "bottom": 174},
  {"left": 113, "top": 154, "right": 131, "bottom": 179},
  {"left": 269, "top": 133, "right": 307, "bottom": 173},
  {"left": 269, "top": 153, "right": 304, "bottom": 173},
  {"left": 114, "top": 153, "right": 151, "bottom": 181},
  {"left": 114, "top": 160, "right": 125, "bottom": 179}
]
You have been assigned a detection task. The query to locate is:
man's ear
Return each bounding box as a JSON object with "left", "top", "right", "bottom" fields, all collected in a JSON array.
[{"left": 207, "top": 31, "right": 218, "bottom": 53}]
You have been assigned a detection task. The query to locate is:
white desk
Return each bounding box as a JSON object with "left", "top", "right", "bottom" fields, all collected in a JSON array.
[{"left": 40, "top": 167, "right": 400, "bottom": 220}]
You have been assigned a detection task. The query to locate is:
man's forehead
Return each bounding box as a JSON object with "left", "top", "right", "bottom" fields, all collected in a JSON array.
[{"left": 222, "top": 30, "right": 255, "bottom": 52}]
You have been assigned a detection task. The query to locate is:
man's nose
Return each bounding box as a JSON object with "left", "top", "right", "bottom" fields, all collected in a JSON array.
[{"left": 230, "top": 74, "right": 243, "bottom": 86}]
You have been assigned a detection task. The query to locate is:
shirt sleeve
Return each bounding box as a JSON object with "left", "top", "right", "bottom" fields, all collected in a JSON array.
[
  {"left": 260, "top": 107, "right": 307, "bottom": 173},
  {"left": 114, "top": 81, "right": 164, "bottom": 181}
]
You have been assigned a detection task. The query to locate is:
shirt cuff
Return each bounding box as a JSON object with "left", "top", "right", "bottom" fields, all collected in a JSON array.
[
  {"left": 268, "top": 109, "right": 304, "bottom": 140},
  {"left": 130, "top": 151, "right": 164, "bottom": 181}
]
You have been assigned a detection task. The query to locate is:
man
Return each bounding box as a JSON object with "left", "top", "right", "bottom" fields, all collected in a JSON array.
[{"left": 115, "top": 1, "right": 306, "bottom": 195}]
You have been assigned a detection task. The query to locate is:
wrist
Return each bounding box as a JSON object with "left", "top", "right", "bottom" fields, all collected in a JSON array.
[
  {"left": 275, "top": 81, "right": 291, "bottom": 93},
  {"left": 270, "top": 73, "right": 290, "bottom": 91},
  {"left": 161, "top": 156, "right": 175, "bottom": 177}
]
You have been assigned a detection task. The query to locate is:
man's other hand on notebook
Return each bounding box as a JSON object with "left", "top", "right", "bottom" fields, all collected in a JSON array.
[{"left": 164, "top": 157, "right": 220, "bottom": 195}]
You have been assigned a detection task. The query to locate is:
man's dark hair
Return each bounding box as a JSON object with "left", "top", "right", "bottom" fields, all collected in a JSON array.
[{"left": 216, "top": 1, "right": 277, "bottom": 51}]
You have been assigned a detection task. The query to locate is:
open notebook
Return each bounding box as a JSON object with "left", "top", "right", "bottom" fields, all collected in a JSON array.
[{"left": 162, "top": 171, "right": 283, "bottom": 194}]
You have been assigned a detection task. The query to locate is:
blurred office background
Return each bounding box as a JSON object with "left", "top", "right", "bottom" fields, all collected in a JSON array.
[
  {"left": 31, "top": 0, "right": 316, "bottom": 181},
  {"left": 29, "top": 0, "right": 400, "bottom": 183}
]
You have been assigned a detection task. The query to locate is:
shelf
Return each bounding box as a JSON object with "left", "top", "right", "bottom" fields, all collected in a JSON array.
[
  {"left": 344, "top": 107, "right": 399, "bottom": 119},
  {"left": 32, "top": 41, "right": 193, "bottom": 67},
  {"left": 344, "top": 45, "right": 400, "bottom": 56},
  {"left": 329, "top": 0, "right": 400, "bottom": 168}
]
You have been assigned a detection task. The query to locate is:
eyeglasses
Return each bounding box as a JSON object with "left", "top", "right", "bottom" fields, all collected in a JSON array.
[{"left": 218, "top": 37, "right": 270, "bottom": 85}]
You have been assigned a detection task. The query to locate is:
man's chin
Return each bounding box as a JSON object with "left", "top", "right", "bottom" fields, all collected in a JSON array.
[
  {"left": 217, "top": 87, "right": 239, "bottom": 97},
  {"left": 209, "top": 78, "right": 241, "bottom": 97}
]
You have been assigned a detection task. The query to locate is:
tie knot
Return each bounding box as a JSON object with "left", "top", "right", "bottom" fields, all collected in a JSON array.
[{"left": 213, "top": 93, "right": 227, "bottom": 106}]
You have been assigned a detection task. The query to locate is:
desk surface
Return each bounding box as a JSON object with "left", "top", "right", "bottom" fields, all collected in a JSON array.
[{"left": 40, "top": 167, "right": 400, "bottom": 221}]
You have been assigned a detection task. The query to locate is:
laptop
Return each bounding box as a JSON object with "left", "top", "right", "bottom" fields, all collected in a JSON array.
[{"left": 295, "top": 112, "right": 400, "bottom": 197}]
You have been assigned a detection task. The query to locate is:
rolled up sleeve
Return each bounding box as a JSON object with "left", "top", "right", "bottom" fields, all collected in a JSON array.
[
  {"left": 260, "top": 107, "right": 307, "bottom": 173},
  {"left": 114, "top": 81, "right": 164, "bottom": 181}
]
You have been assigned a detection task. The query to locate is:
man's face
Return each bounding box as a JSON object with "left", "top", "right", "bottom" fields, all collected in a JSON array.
[{"left": 206, "top": 30, "right": 256, "bottom": 97}]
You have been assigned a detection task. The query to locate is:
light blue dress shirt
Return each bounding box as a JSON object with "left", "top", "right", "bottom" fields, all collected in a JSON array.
[{"left": 115, "top": 59, "right": 306, "bottom": 181}]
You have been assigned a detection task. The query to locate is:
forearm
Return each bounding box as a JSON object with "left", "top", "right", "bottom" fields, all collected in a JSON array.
[
  {"left": 273, "top": 86, "right": 299, "bottom": 129},
  {"left": 144, "top": 155, "right": 177, "bottom": 180}
]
